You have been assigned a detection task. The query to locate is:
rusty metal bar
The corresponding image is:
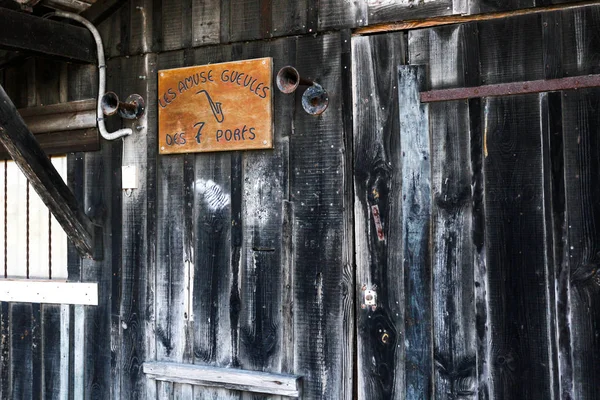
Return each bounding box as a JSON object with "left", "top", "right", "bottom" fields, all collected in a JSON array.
[{"left": 420, "top": 74, "right": 600, "bottom": 103}]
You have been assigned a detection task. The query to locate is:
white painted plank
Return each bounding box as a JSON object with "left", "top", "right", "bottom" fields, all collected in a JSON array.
[
  {"left": 6, "top": 161, "right": 27, "bottom": 278},
  {"left": 28, "top": 179, "right": 50, "bottom": 279},
  {"left": 143, "top": 362, "right": 301, "bottom": 397},
  {"left": 0, "top": 280, "right": 97, "bottom": 305},
  {"left": 50, "top": 156, "right": 68, "bottom": 279}
]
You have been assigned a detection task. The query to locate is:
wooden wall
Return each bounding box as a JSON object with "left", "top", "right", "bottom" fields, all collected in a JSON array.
[{"left": 0, "top": 0, "right": 599, "bottom": 399}]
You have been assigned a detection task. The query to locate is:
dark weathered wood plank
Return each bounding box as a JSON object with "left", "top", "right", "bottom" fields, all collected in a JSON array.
[
  {"left": 561, "top": 87, "right": 600, "bottom": 400},
  {"left": 230, "top": 0, "right": 262, "bottom": 42},
  {"left": 0, "top": 84, "right": 98, "bottom": 259},
  {"left": 161, "top": 0, "right": 192, "bottom": 51},
  {"left": 560, "top": 8, "right": 600, "bottom": 399},
  {"left": 189, "top": 43, "right": 241, "bottom": 400},
  {"left": 96, "top": 2, "right": 123, "bottom": 59},
  {"left": 398, "top": 65, "right": 432, "bottom": 400},
  {"left": 118, "top": 53, "right": 157, "bottom": 399},
  {"left": 154, "top": 47, "right": 192, "bottom": 400},
  {"left": 290, "top": 32, "right": 352, "bottom": 400},
  {"left": 0, "top": 9, "right": 96, "bottom": 63},
  {"left": 0, "top": 302, "right": 9, "bottom": 399},
  {"left": 477, "top": 14, "right": 545, "bottom": 84},
  {"left": 410, "top": 24, "right": 479, "bottom": 399},
  {"left": 226, "top": 39, "right": 293, "bottom": 400},
  {"left": 271, "top": 0, "right": 307, "bottom": 36},
  {"left": 81, "top": 145, "right": 113, "bottom": 398},
  {"left": 129, "top": 0, "right": 154, "bottom": 55},
  {"left": 10, "top": 303, "right": 33, "bottom": 399},
  {"left": 352, "top": 32, "right": 406, "bottom": 400},
  {"left": 191, "top": 0, "right": 221, "bottom": 46},
  {"left": 540, "top": 10, "right": 563, "bottom": 400},
  {"left": 478, "top": 13, "right": 555, "bottom": 398},
  {"left": 65, "top": 60, "right": 96, "bottom": 400},
  {"left": 483, "top": 94, "right": 554, "bottom": 399},
  {"left": 43, "top": 305, "right": 63, "bottom": 400}
]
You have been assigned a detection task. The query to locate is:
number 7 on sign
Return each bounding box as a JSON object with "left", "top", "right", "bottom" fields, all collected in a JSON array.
[{"left": 194, "top": 122, "right": 204, "bottom": 144}]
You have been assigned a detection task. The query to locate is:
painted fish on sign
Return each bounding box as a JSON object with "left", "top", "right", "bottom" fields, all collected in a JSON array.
[{"left": 158, "top": 57, "right": 273, "bottom": 154}]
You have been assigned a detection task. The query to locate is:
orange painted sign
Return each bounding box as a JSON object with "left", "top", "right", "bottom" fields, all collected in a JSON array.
[{"left": 158, "top": 58, "right": 273, "bottom": 154}]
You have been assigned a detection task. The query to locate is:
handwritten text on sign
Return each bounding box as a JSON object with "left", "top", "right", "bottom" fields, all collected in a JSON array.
[{"left": 158, "top": 58, "right": 273, "bottom": 154}]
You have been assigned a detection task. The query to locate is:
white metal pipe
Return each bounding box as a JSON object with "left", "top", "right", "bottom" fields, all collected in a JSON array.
[{"left": 45, "top": 11, "right": 132, "bottom": 141}]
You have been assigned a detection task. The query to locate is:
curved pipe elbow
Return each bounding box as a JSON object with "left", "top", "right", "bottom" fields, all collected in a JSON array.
[{"left": 47, "top": 11, "right": 133, "bottom": 141}]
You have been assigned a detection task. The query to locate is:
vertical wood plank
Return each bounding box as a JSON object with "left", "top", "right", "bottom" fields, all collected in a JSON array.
[
  {"left": 0, "top": 60, "right": 7, "bottom": 398},
  {"left": 59, "top": 305, "right": 69, "bottom": 400},
  {"left": 119, "top": 53, "right": 157, "bottom": 399},
  {"left": 541, "top": 10, "right": 564, "bottom": 400},
  {"left": 561, "top": 87, "right": 600, "bottom": 400},
  {"left": 290, "top": 32, "right": 352, "bottom": 400},
  {"left": 161, "top": 0, "right": 193, "bottom": 52},
  {"left": 477, "top": 15, "right": 544, "bottom": 85},
  {"left": 97, "top": 5, "right": 123, "bottom": 59},
  {"left": 191, "top": 0, "right": 221, "bottom": 46},
  {"left": 352, "top": 32, "right": 406, "bottom": 400},
  {"left": 409, "top": 24, "right": 480, "bottom": 399},
  {"left": 155, "top": 49, "right": 194, "bottom": 399},
  {"left": 0, "top": 301, "right": 8, "bottom": 398},
  {"left": 190, "top": 44, "right": 241, "bottom": 400},
  {"left": 229, "top": 40, "right": 293, "bottom": 398},
  {"left": 398, "top": 65, "right": 432, "bottom": 400},
  {"left": 73, "top": 305, "right": 85, "bottom": 398},
  {"left": 229, "top": 0, "right": 261, "bottom": 42},
  {"left": 130, "top": 0, "right": 154, "bottom": 55},
  {"left": 80, "top": 145, "right": 113, "bottom": 399},
  {"left": 66, "top": 62, "right": 98, "bottom": 400},
  {"left": 10, "top": 303, "right": 33, "bottom": 399},
  {"left": 271, "top": 0, "right": 307, "bottom": 36},
  {"left": 483, "top": 94, "right": 554, "bottom": 399},
  {"left": 560, "top": 9, "right": 600, "bottom": 399}
]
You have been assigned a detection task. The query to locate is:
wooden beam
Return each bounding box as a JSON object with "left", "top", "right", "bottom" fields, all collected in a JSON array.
[
  {"left": 143, "top": 362, "right": 302, "bottom": 398},
  {"left": 0, "top": 84, "right": 99, "bottom": 259},
  {"left": 0, "top": 8, "right": 96, "bottom": 63},
  {"left": 354, "top": 0, "right": 598, "bottom": 35},
  {"left": 0, "top": 129, "right": 100, "bottom": 160},
  {"left": 0, "top": 280, "right": 98, "bottom": 305}
]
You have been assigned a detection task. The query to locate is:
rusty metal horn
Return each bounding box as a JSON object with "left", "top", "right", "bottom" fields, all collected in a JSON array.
[
  {"left": 101, "top": 91, "right": 145, "bottom": 120},
  {"left": 276, "top": 66, "right": 314, "bottom": 94},
  {"left": 276, "top": 66, "right": 329, "bottom": 115}
]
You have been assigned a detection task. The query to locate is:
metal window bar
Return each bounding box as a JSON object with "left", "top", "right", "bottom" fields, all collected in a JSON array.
[{"left": 0, "top": 156, "right": 68, "bottom": 280}]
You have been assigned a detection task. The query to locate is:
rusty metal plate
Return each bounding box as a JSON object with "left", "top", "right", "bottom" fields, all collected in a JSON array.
[{"left": 158, "top": 58, "right": 273, "bottom": 154}]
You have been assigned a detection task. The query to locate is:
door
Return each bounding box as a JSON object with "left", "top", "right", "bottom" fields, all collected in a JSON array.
[{"left": 352, "top": 8, "right": 600, "bottom": 400}]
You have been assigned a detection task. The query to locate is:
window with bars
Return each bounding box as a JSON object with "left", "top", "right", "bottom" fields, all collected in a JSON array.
[{"left": 0, "top": 156, "right": 68, "bottom": 280}]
